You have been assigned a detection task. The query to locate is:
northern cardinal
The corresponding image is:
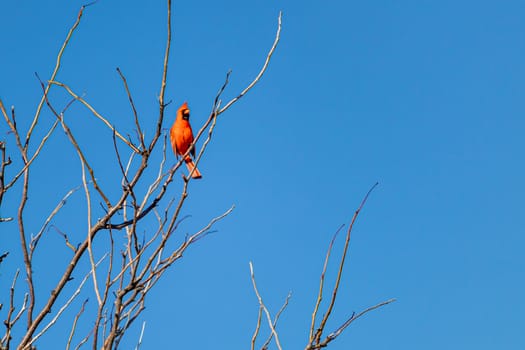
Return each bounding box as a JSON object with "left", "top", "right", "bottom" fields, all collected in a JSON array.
[{"left": 170, "top": 102, "right": 202, "bottom": 179}]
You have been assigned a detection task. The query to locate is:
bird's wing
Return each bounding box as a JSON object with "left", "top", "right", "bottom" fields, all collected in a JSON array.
[
  {"left": 185, "top": 127, "right": 196, "bottom": 158},
  {"left": 169, "top": 125, "right": 179, "bottom": 158}
]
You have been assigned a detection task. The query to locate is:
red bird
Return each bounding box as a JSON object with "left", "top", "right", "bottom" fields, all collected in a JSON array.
[{"left": 170, "top": 102, "right": 202, "bottom": 179}]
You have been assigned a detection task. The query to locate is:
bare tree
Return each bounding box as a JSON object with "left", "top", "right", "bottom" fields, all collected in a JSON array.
[{"left": 0, "top": 2, "right": 393, "bottom": 349}]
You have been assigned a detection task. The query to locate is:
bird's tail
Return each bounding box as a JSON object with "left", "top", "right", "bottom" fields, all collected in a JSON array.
[{"left": 184, "top": 156, "right": 202, "bottom": 179}]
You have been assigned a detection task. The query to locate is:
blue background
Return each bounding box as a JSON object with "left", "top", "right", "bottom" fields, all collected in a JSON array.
[{"left": 1, "top": 1, "right": 524, "bottom": 349}]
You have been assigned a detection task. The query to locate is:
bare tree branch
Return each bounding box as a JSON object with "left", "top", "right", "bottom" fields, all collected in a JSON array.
[
  {"left": 66, "top": 299, "right": 89, "bottom": 350},
  {"left": 319, "top": 298, "right": 396, "bottom": 347},
  {"left": 249, "top": 262, "right": 283, "bottom": 350},
  {"left": 116, "top": 67, "right": 145, "bottom": 151},
  {"left": 132, "top": 322, "right": 146, "bottom": 350},
  {"left": 314, "top": 183, "right": 379, "bottom": 341},
  {"left": 0, "top": 99, "right": 23, "bottom": 154},
  {"left": 2, "top": 270, "right": 20, "bottom": 348},
  {"left": 309, "top": 224, "right": 345, "bottom": 341},
  {"left": 24, "top": 3, "right": 93, "bottom": 149},
  {"left": 251, "top": 306, "right": 263, "bottom": 350},
  {"left": 218, "top": 11, "right": 282, "bottom": 116},
  {"left": 149, "top": 0, "right": 172, "bottom": 153},
  {"left": 4, "top": 119, "right": 59, "bottom": 192},
  {"left": 305, "top": 182, "right": 395, "bottom": 350},
  {"left": 48, "top": 80, "right": 140, "bottom": 153},
  {"left": 261, "top": 292, "right": 292, "bottom": 350},
  {"left": 29, "top": 185, "right": 82, "bottom": 259},
  {"left": 0, "top": 139, "right": 12, "bottom": 217}
]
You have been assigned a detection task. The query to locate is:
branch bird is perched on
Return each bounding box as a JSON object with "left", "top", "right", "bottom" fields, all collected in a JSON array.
[{"left": 170, "top": 102, "right": 202, "bottom": 179}]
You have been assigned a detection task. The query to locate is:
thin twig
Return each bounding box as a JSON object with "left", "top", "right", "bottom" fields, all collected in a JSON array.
[
  {"left": 5, "top": 119, "right": 59, "bottom": 191},
  {"left": 148, "top": 0, "right": 172, "bottom": 153},
  {"left": 309, "top": 224, "right": 345, "bottom": 341},
  {"left": 66, "top": 299, "right": 89, "bottom": 350},
  {"left": 81, "top": 160, "right": 102, "bottom": 307},
  {"left": 10, "top": 294, "right": 29, "bottom": 332},
  {"left": 134, "top": 322, "right": 146, "bottom": 350},
  {"left": 261, "top": 291, "right": 292, "bottom": 350},
  {"left": 0, "top": 138, "right": 12, "bottom": 210},
  {"left": 92, "top": 228, "right": 115, "bottom": 348},
  {"left": 74, "top": 328, "right": 94, "bottom": 350},
  {"left": 138, "top": 134, "right": 167, "bottom": 212},
  {"left": 249, "top": 262, "right": 283, "bottom": 350},
  {"left": 30, "top": 185, "right": 82, "bottom": 258},
  {"left": 3, "top": 96, "right": 37, "bottom": 329},
  {"left": 17, "top": 135, "right": 35, "bottom": 328},
  {"left": 52, "top": 225, "right": 78, "bottom": 252},
  {"left": 48, "top": 80, "right": 140, "bottom": 153},
  {"left": 251, "top": 306, "right": 263, "bottom": 350},
  {"left": 0, "top": 99, "right": 23, "bottom": 153},
  {"left": 218, "top": 11, "right": 282, "bottom": 116},
  {"left": 2, "top": 270, "right": 20, "bottom": 347},
  {"left": 25, "top": 4, "right": 91, "bottom": 148},
  {"left": 116, "top": 68, "right": 145, "bottom": 151},
  {"left": 320, "top": 298, "right": 396, "bottom": 347}
]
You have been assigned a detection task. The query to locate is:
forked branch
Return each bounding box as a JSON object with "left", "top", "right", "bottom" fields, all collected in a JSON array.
[
  {"left": 306, "top": 182, "right": 395, "bottom": 349},
  {"left": 249, "top": 262, "right": 285, "bottom": 350}
]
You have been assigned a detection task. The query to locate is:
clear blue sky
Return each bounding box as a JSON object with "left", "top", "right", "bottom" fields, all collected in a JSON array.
[{"left": 1, "top": 1, "right": 524, "bottom": 349}]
